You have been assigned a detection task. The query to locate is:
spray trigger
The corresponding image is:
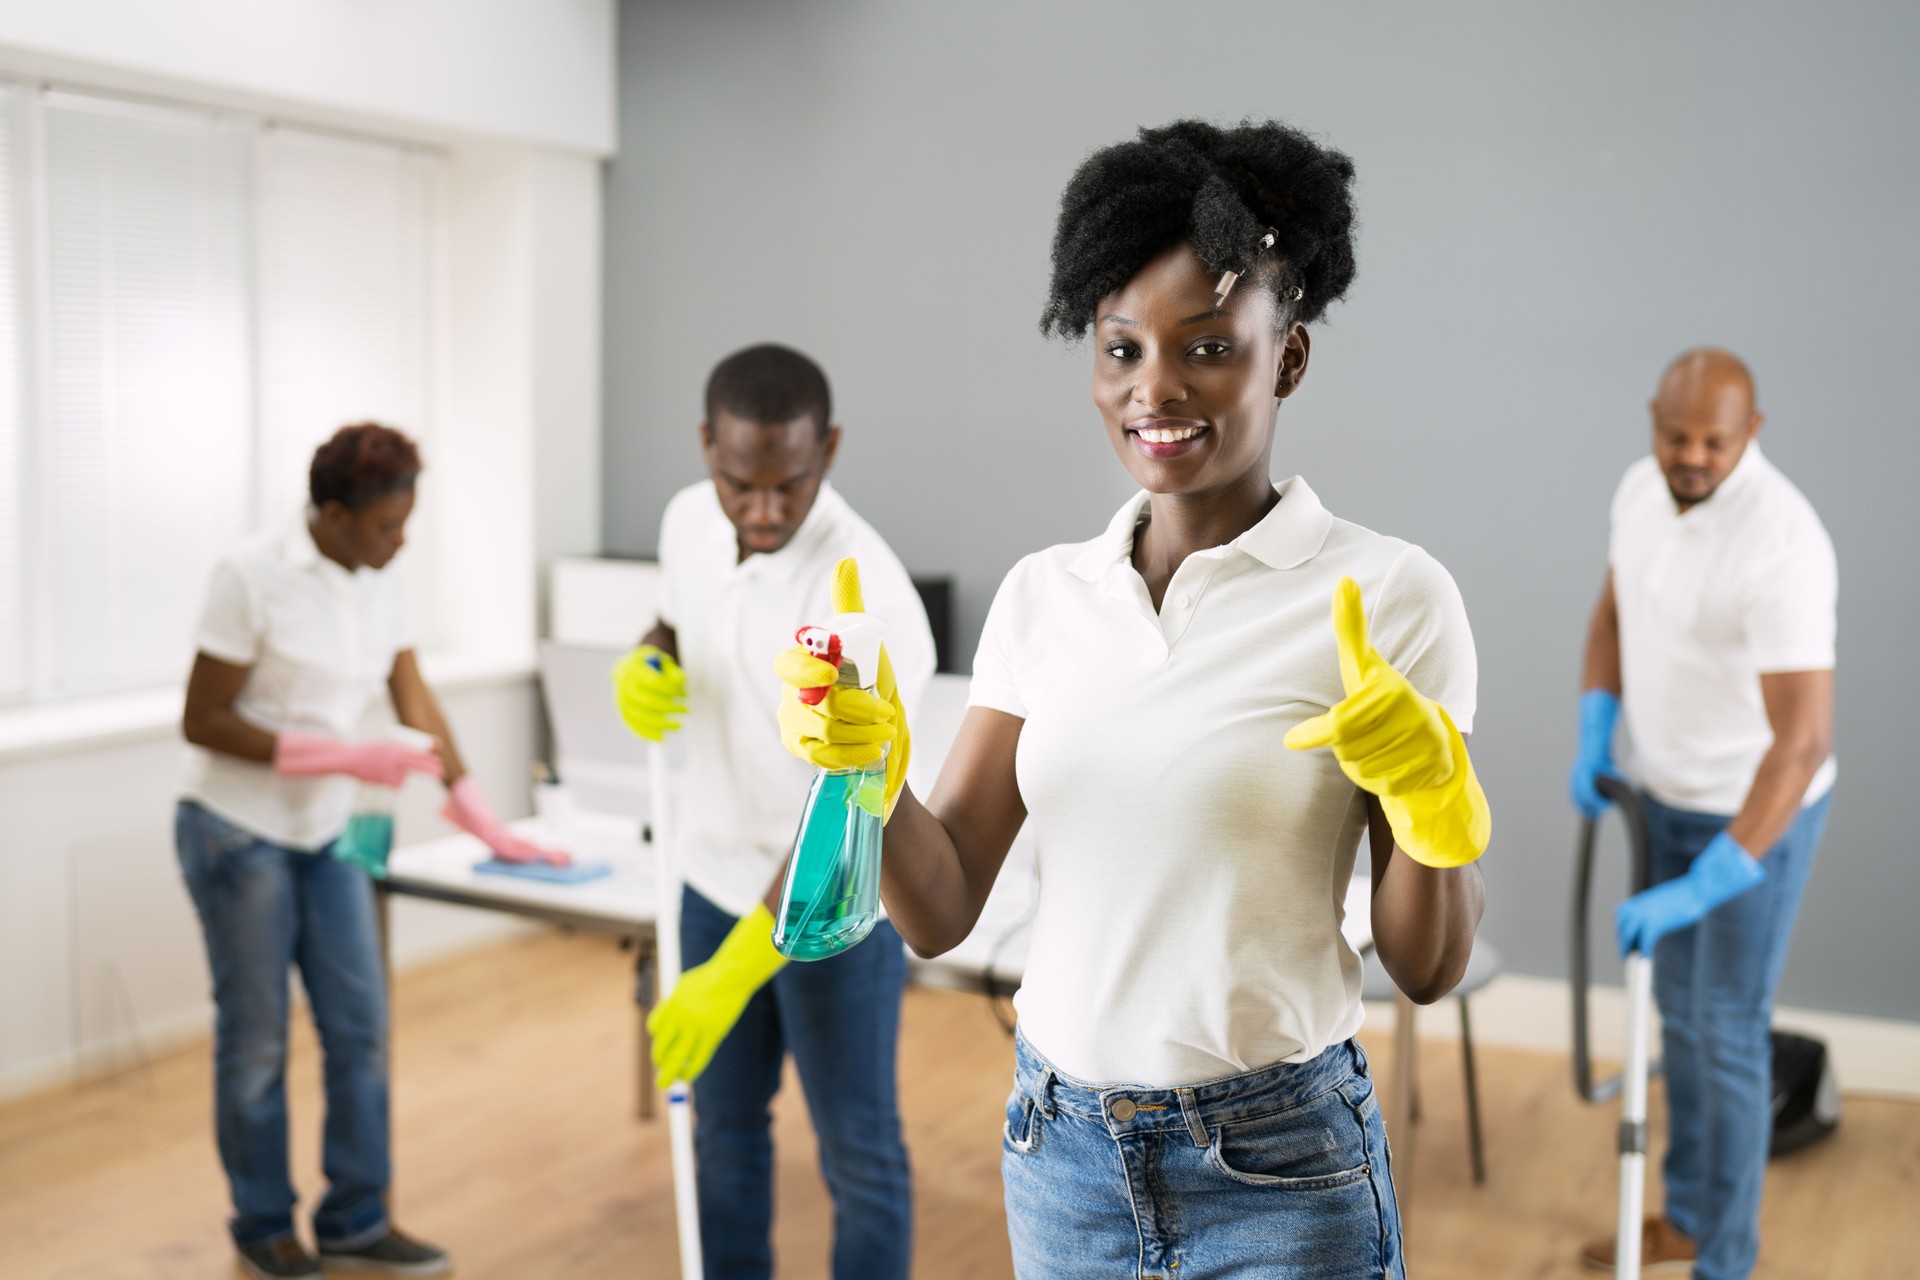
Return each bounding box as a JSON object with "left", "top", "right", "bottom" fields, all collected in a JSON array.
[{"left": 794, "top": 625, "right": 843, "bottom": 706}]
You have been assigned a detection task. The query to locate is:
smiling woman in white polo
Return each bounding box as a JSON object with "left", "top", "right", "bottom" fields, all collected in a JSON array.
[{"left": 772, "top": 119, "right": 1493, "bottom": 1280}]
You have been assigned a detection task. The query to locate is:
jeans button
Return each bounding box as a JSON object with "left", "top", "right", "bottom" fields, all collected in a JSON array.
[{"left": 1110, "top": 1098, "right": 1138, "bottom": 1122}]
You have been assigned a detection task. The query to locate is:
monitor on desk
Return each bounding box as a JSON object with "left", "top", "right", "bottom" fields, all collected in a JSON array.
[{"left": 537, "top": 640, "right": 675, "bottom": 821}]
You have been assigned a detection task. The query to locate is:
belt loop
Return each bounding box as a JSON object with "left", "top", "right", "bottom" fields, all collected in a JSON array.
[
  {"left": 1177, "top": 1087, "right": 1208, "bottom": 1148},
  {"left": 1038, "top": 1068, "right": 1057, "bottom": 1118}
]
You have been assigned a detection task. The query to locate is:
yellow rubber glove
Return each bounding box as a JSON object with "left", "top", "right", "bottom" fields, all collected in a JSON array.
[
  {"left": 611, "top": 645, "right": 686, "bottom": 742},
  {"left": 647, "top": 903, "right": 788, "bottom": 1088},
  {"left": 1284, "top": 577, "right": 1491, "bottom": 868},
  {"left": 772, "top": 558, "right": 913, "bottom": 821}
]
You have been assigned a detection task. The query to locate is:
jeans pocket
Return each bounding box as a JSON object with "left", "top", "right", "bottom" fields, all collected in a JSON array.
[
  {"left": 1206, "top": 1094, "right": 1372, "bottom": 1190},
  {"left": 1003, "top": 1087, "right": 1040, "bottom": 1156},
  {"left": 179, "top": 803, "right": 266, "bottom": 881}
]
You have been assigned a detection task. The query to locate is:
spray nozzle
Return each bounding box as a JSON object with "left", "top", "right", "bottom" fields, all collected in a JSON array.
[{"left": 793, "top": 613, "right": 886, "bottom": 705}]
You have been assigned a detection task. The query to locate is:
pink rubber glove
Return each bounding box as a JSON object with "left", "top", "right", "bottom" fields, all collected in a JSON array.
[
  {"left": 274, "top": 731, "right": 445, "bottom": 787},
  {"left": 441, "top": 776, "right": 570, "bottom": 865}
]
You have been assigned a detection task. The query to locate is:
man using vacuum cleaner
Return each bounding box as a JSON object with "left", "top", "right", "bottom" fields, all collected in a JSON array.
[{"left": 1570, "top": 348, "right": 1836, "bottom": 1278}]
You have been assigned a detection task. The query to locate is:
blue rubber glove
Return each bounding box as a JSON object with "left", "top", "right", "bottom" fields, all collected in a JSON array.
[
  {"left": 1615, "top": 831, "right": 1763, "bottom": 955},
  {"left": 1569, "top": 689, "right": 1622, "bottom": 820}
]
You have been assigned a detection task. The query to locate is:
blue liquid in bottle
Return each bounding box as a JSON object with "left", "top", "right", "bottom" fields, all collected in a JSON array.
[
  {"left": 334, "top": 811, "right": 396, "bottom": 878},
  {"left": 774, "top": 757, "right": 886, "bottom": 961},
  {"left": 774, "top": 610, "right": 890, "bottom": 961}
]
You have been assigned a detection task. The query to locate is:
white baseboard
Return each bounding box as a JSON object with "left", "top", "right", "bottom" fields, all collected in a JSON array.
[{"left": 1366, "top": 973, "right": 1920, "bottom": 1099}]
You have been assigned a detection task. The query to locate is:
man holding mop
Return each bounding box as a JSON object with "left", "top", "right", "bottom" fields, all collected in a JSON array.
[
  {"left": 1572, "top": 349, "right": 1836, "bottom": 1278},
  {"left": 612, "top": 343, "right": 934, "bottom": 1280}
]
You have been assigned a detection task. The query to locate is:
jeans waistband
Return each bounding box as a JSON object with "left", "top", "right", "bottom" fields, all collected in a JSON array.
[{"left": 1013, "top": 1030, "right": 1365, "bottom": 1138}]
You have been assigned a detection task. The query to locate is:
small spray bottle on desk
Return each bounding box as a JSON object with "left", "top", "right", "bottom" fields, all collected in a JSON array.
[{"left": 773, "top": 613, "right": 888, "bottom": 961}]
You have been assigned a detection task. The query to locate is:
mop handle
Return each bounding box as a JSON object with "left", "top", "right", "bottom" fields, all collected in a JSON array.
[
  {"left": 1618, "top": 949, "right": 1654, "bottom": 1280},
  {"left": 644, "top": 655, "right": 703, "bottom": 1280}
]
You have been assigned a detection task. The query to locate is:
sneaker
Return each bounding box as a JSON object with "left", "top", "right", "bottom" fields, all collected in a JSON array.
[
  {"left": 1580, "top": 1216, "right": 1698, "bottom": 1274},
  {"left": 237, "top": 1236, "right": 321, "bottom": 1279},
  {"left": 317, "top": 1226, "right": 452, "bottom": 1276}
]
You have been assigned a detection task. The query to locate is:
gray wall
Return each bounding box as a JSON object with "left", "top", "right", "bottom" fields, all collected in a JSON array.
[{"left": 604, "top": 0, "right": 1920, "bottom": 1020}]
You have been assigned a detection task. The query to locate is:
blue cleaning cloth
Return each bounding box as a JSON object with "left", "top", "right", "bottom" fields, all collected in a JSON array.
[{"left": 473, "top": 857, "right": 613, "bottom": 885}]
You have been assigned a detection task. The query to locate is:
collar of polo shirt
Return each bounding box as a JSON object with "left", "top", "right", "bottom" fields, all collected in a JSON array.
[
  {"left": 283, "top": 513, "right": 361, "bottom": 582},
  {"left": 1672, "top": 440, "right": 1766, "bottom": 526},
  {"left": 1067, "top": 475, "right": 1336, "bottom": 583}
]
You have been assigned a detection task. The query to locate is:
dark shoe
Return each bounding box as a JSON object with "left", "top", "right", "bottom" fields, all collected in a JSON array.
[
  {"left": 237, "top": 1236, "right": 321, "bottom": 1279},
  {"left": 317, "top": 1226, "right": 451, "bottom": 1275},
  {"left": 1580, "top": 1215, "right": 1697, "bottom": 1274}
]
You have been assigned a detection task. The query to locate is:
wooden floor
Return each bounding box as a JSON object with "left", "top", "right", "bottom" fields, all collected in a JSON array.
[{"left": 3, "top": 929, "right": 1914, "bottom": 1279}]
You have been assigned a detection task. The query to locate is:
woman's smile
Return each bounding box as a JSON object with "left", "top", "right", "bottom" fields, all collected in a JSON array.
[{"left": 1126, "top": 417, "right": 1211, "bottom": 459}]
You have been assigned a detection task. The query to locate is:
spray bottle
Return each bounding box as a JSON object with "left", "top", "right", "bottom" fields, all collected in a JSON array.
[
  {"left": 332, "top": 724, "right": 437, "bottom": 879},
  {"left": 773, "top": 613, "right": 888, "bottom": 960}
]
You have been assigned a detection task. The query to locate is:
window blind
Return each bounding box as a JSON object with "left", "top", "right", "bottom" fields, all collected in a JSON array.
[{"left": 41, "top": 90, "right": 253, "bottom": 697}]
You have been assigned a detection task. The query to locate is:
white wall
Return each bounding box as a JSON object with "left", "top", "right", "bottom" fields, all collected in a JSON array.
[
  {"left": 0, "top": 677, "right": 541, "bottom": 1097},
  {"left": 0, "top": 0, "right": 615, "bottom": 155}
]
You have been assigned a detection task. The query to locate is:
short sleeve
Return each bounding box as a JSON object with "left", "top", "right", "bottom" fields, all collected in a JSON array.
[
  {"left": 654, "top": 494, "right": 682, "bottom": 629},
  {"left": 1372, "top": 546, "right": 1478, "bottom": 733},
  {"left": 966, "top": 560, "right": 1029, "bottom": 719},
  {"left": 194, "top": 558, "right": 263, "bottom": 666},
  {"left": 1607, "top": 457, "right": 1655, "bottom": 574},
  {"left": 1744, "top": 519, "right": 1837, "bottom": 673}
]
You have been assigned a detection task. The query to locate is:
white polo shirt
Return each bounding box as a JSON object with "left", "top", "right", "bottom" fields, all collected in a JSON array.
[
  {"left": 1610, "top": 443, "right": 1837, "bottom": 816},
  {"left": 969, "top": 476, "right": 1477, "bottom": 1088},
  {"left": 657, "top": 480, "right": 935, "bottom": 917},
  {"left": 182, "top": 517, "right": 413, "bottom": 850}
]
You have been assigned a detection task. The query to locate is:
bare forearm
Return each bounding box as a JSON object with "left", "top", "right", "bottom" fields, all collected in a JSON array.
[
  {"left": 641, "top": 622, "right": 677, "bottom": 663},
  {"left": 1369, "top": 809, "right": 1484, "bottom": 1003},
  {"left": 1729, "top": 669, "right": 1834, "bottom": 859},
  {"left": 397, "top": 697, "right": 465, "bottom": 784},
  {"left": 182, "top": 708, "right": 277, "bottom": 764},
  {"left": 1581, "top": 595, "right": 1621, "bottom": 695},
  {"left": 1726, "top": 740, "right": 1826, "bottom": 858},
  {"left": 389, "top": 653, "right": 466, "bottom": 784},
  {"left": 877, "top": 785, "right": 998, "bottom": 958}
]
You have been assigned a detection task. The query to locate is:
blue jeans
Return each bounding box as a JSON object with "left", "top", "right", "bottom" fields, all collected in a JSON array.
[
  {"left": 1645, "top": 790, "right": 1831, "bottom": 1280},
  {"left": 174, "top": 801, "right": 391, "bottom": 1250},
  {"left": 679, "top": 885, "right": 912, "bottom": 1280},
  {"left": 1003, "top": 1031, "right": 1403, "bottom": 1279}
]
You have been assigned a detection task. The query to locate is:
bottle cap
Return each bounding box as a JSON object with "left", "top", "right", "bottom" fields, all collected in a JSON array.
[{"left": 822, "top": 612, "right": 886, "bottom": 690}]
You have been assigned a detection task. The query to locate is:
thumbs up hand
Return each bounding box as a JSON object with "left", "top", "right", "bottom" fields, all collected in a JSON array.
[
  {"left": 1284, "top": 577, "right": 1456, "bottom": 797},
  {"left": 1286, "top": 577, "right": 1491, "bottom": 867}
]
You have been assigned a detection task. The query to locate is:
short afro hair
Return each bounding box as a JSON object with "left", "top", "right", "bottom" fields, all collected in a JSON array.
[
  {"left": 704, "top": 343, "right": 832, "bottom": 437},
  {"left": 309, "top": 423, "right": 422, "bottom": 511},
  {"left": 1041, "top": 119, "right": 1358, "bottom": 339}
]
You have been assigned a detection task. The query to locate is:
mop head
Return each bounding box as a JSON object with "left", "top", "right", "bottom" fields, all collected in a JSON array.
[{"left": 473, "top": 858, "right": 613, "bottom": 885}]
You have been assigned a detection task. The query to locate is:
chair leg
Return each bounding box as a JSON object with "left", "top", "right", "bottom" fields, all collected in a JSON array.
[
  {"left": 1408, "top": 1012, "right": 1420, "bottom": 1123},
  {"left": 1460, "top": 996, "right": 1486, "bottom": 1185}
]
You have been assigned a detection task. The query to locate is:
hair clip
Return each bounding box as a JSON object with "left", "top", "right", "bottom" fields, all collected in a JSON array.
[
  {"left": 1283, "top": 285, "right": 1304, "bottom": 302},
  {"left": 1212, "top": 228, "right": 1282, "bottom": 309}
]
